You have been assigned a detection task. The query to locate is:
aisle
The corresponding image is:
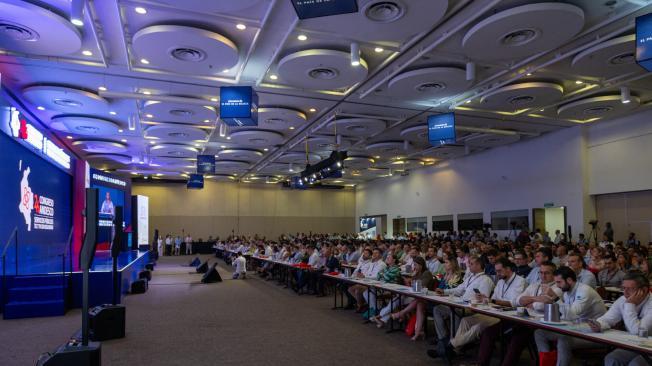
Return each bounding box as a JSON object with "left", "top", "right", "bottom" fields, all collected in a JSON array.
[{"left": 0, "top": 255, "right": 436, "bottom": 365}]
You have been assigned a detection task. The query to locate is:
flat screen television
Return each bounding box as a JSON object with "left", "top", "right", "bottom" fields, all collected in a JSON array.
[
  {"left": 291, "top": 0, "right": 358, "bottom": 20},
  {"left": 427, "top": 113, "right": 456, "bottom": 147},
  {"left": 187, "top": 174, "right": 204, "bottom": 189}
]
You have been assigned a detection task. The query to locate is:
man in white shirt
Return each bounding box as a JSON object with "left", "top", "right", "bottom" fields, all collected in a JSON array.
[
  {"left": 567, "top": 253, "right": 597, "bottom": 288},
  {"left": 185, "top": 235, "right": 192, "bottom": 255},
  {"left": 534, "top": 266, "right": 607, "bottom": 366},
  {"left": 232, "top": 252, "right": 246, "bottom": 279},
  {"left": 429, "top": 256, "right": 494, "bottom": 353},
  {"left": 590, "top": 271, "right": 652, "bottom": 366},
  {"left": 157, "top": 236, "right": 163, "bottom": 258},
  {"left": 348, "top": 248, "right": 386, "bottom": 312},
  {"left": 426, "top": 247, "right": 443, "bottom": 275},
  {"left": 434, "top": 258, "right": 526, "bottom": 361}
]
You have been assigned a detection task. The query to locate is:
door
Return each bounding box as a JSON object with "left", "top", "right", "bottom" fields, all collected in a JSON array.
[
  {"left": 533, "top": 208, "right": 546, "bottom": 233},
  {"left": 392, "top": 218, "right": 406, "bottom": 236}
]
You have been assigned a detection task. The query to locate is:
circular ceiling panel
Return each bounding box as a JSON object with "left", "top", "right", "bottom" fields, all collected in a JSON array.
[
  {"left": 228, "top": 129, "right": 284, "bottom": 147},
  {"left": 72, "top": 139, "right": 127, "bottom": 154},
  {"left": 428, "top": 145, "right": 466, "bottom": 159},
  {"left": 365, "top": 141, "right": 412, "bottom": 157},
  {"left": 50, "top": 115, "right": 120, "bottom": 136},
  {"left": 571, "top": 35, "right": 638, "bottom": 79},
  {"left": 153, "top": 0, "right": 260, "bottom": 13},
  {"left": 257, "top": 163, "right": 290, "bottom": 175},
  {"left": 400, "top": 124, "right": 428, "bottom": 143},
  {"left": 258, "top": 107, "right": 306, "bottom": 131},
  {"left": 326, "top": 118, "right": 386, "bottom": 137},
  {"left": 387, "top": 67, "right": 471, "bottom": 99},
  {"left": 277, "top": 49, "right": 368, "bottom": 90},
  {"left": 277, "top": 152, "right": 322, "bottom": 164},
  {"left": 306, "top": 136, "right": 352, "bottom": 152},
  {"left": 462, "top": 3, "right": 584, "bottom": 61},
  {"left": 300, "top": 0, "right": 448, "bottom": 42},
  {"left": 150, "top": 143, "right": 198, "bottom": 158},
  {"left": 464, "top": 133, "right": 521, "bottom": 148},
  {"left": 344, "top": 155, "right": 375, "bottom": 170},
  {"left": 557, "top": 95, "right": 639, "bottom": 121},
  {"left": 142, "top": 101, "right": 216, "bottom": 124},
  {"left": 387, "top": 158, "right": 423, "bottom": 170},
  {"left": 214, "top": 160, "right": 250, "bottom": 171},
  {"left": 0, "top": 0, "right": 82, "bottom": 56},
  {"left": 479, "top": 82, "right": 564, "bottom": 110},
  {"left": 86, "top": 153, "right": 132, "bottom": 167},
  {"left": 144, "top": 125, "right": 208, "bottom": 142},
  {"left": 150, "top": 157, "right": 195, "bottom": 168},
  {"left": 132, "top": 25, "right": 239, "bottom": 75},
  {"left": 22, "top": 85, "right": 109, "bottom": 113},
  {"left": 217, "top": 148, "right": 263, "bottom": 162}
]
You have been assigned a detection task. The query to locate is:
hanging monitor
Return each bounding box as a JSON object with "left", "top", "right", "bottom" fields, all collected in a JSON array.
[
  {"left": 219, "top": 86, "right": 258, "bottom": 127},
  {"left": 427, "top": 113, "right": 456, "bottom": 147},
  {"left": 636, "top": 12, "right": 652, "bottom": 72},
  {"left": 187, "top": 174, "right": 204, "bottom": 189},
  {"left": 196, "top": 155, "right": 216, "bottom": 174},
  {"left": 291, "top": 0, "right": 358, "bottom": 20}
]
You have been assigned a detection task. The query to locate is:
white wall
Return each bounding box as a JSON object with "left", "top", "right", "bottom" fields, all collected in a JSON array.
[
  {"left": 356, "top": 126, "right": 591, "bottom": 238},
  {"left": 588, "top": 109, "right": 652, "bottom": 195}
]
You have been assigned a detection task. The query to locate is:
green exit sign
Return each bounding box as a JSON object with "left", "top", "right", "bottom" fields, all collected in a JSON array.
[{"left": 543, "top": 202, "right": 555, "bottom": 208}]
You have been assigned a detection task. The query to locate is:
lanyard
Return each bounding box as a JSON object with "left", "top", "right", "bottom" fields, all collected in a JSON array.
[
  {"left": 467, "top": 273, "right": 484, "bottom": 289},
  {"left": 501, "top": 274, "right": 517, "bottom": 298}
]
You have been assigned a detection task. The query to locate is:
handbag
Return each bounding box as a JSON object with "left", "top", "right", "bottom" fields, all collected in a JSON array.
[{"left": 404, "top": 313, "right": 417, "bottom": 337}]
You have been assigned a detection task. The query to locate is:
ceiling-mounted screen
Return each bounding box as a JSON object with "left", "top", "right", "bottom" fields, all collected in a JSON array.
[
  {"left": 291, "top": 0, "right": 358, "bottom": 20},
  {"left": 187, "top": 174, "right": 204, "bottom": 189},
  {"left": 427, "top": 113, "right": 456, "bottom": 147},
  {"left": 197, "top": 155, "right": 216, "bottom": 174},
  {"left": 636, "top": 13, "right": 652, "bottom": 72}
]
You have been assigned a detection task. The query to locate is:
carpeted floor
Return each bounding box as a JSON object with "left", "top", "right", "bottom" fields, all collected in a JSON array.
[{"left": 0, "top": 255, "right": 451, "bottom": 366}]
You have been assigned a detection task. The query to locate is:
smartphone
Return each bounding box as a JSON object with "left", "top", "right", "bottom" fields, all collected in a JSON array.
[{"left": 473, "top": 288, "right": 480, "bottom": 294}]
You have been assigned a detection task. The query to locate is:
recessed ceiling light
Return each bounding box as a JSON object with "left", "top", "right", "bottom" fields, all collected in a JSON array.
[
  {"left": 194, "top": 143, "right": 200, "bottom": 147},
  {"left": 149, "top": 141, "right": 155, "bottom": 144},
  {"left": 71, "top": 19, "right": 84, "bottom": 27},
  {"left": 297, "top": 34, "right": 308, "bottom": 41},
  {"left": 263, "top": 148, "right": 269, "bottom": 151},
  {"left": 465, "top": 100, "right": 471, "bottom": 104},
  {"left": 98, "top": 86, "right": 107, "bottom": 91},
  {"left": 118, "top": 129, "right": 123, "bottom": 133},
  {"left": 269, "top": 74, "right": 278, "bottom": 80},
  {"left": 135, "top": 7, "right": 147, "bottom": 14},
  {"left": 309, "top": 108, "right": 317, "bottom": 112},
  {"left": 576, "top": 80, "right": 583, "bottom": 84},
  {"left": 226, "top": 136, "right": 231, "bottom": 140},
  {"left": 539, "top": 109, "right": 545, "bottom": 112},
  {"left": 82, "top": 50, "right": 93, "bottom": 56},
  {"left": 121, "top": 139, "right": 127, "bottom": 143},
  {"left": 526, "top": 73, "right": 532, "bottom": 76},
  {"left": 146, "top": 114, "right": 153, "bottom": 118},
  {"left": 222, "top": 69, "right": 230, "bottom": 74},
  {"left": 203, "top": 119, "right": 210, "bottom": 123},
  {"left": 374, "top": 47, "right": 384, "bottom": 53},
  {"left": 37, "top": 106, "right": 45, "bottom": 111},
  {"left": 140, "top": 58, "right": 150, "bottom": 65},
  {"left": 66, "top": 135, "right": 73, "bottom": 139},
  {"left": 142, "top": 91, "right": 151, "bottom": 95},
  {"left": 220, "top": 145, "right": 226, "bottom": 148},
  {"left": 210, "top": 97, "right": 218, "bottom": 102},
  {"left": 109, "top": 111, "right": 117, "bottom": 115},
  {"left": 289, "top": 126, "right": 295, "bottom": 130},
  {"left": 236, "top": 23, "right": 246, "bottom": 30}
]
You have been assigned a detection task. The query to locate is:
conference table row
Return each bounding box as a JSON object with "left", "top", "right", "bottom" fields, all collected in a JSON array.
[{"left": 223, "top": 251, "right": 652, "bottom": 357}]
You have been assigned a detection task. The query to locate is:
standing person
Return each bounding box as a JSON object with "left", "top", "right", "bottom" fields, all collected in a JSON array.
[
  {"left": 165, "top": 235, "right": 172, "bottom": 256},
  {"left": 174, "top": 235, "right": 181, "bottom": 256},
  {"left": 604, "top": 222, "right": 614, "bottom": 242},
  {"left": 233, "top": 252, "right": 246, "bottom": 279},
  {"left": 185, "top": 234, "right": 192, "bottom": 255},
  {"left": 157, "top": 235, "right": 163, "bottom": 258}
]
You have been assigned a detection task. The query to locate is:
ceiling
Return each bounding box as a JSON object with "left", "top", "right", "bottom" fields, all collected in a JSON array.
[{"left": 1, "top": 0, "right": 651, "bottom": 186}]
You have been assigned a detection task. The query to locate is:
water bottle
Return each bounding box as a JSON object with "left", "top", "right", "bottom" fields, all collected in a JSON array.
[{"left": 413, "top": 279, "right": 422, "bottom": 293}]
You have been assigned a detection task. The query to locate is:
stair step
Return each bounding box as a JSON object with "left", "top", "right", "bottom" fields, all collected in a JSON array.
[
  {"left": 8, "top": 285, "right": 65, "bottom": 302},
  {"left": 3, "top": 300, "right": 65, "bottom": 319}
]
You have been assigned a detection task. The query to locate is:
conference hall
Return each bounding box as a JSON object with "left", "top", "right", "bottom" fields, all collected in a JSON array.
[{"left": 1, "top": 1, "right": 652, "bottom": 365}]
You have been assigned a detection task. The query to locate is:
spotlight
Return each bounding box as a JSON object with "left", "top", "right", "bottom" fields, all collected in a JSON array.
[
  {"left": 466, "top": 61, "right": 475, "bottom": 81},
  {"left": 128, "top": 114, "right": 137, "bottom": 131},
  {"left": 37, "top": 106, "right": 45, "bottom": 111},
  {"left": 70, "top": 0, "right": 85, "bottom": 27},
  {"left": 236, "top": 23, "right": 247, "bottom": 30},
  {"left": 109, "top": 111, "right": 117, "bottom": 115},
  {"left": 620, "top": 86, "right": 631, "bottom": 104},
  {"left": 269, "top": 74, "right": 278, "bottom": 80},
  {"left": 82, "top": 50, "right": 93, "bottom": 56},
  {"left": 140, "top": 58, "right": 150, "bottom": 65},
  {"left": 135, "top": 7, "right": 147, "bottom": 14},
  {"left": 219, "top": 122, "right": 227, "bottom": 138},
  {"left": 289, "top": 163, "right": 294, "bottom": 172},
  {"left": 309, "top": 108, "right": 317, "bottom": 113},
  {"left": 98, "top": 86, "right": 107, "bottom": 91},
  {"left": 351, "top": 42, "right": 360, "bottom": 67},
  {"left": 336, "top": 161, "right": 341, "bottom": 167},
  {"left": 297, "top": 34, "right": 308, "bottom": 41},
  {"left": 374, "top": 47, "right": 384, "bottom": 53}
]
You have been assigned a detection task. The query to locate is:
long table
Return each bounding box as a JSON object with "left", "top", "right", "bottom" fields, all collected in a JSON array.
[{"left": 247, "top": 255, "right": 652, "bottom": 357}]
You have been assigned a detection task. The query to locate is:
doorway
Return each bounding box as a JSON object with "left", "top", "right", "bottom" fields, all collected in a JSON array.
[
  {"left": 392, "top": 218, "right": 406, "bottom": 237},
  {"left": 532, "top": 207, "right": 567, "bottom": 238}
]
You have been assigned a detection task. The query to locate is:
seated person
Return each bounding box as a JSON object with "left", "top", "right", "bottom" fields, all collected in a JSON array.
[
  {"left": 597, "top": 253, "right": 626, "bottom": 288},
  {"left": 567, "top": 253, "right": 598, "bottom": 288},
  {"left": 437, "top": 258, "right": 526, "bottom": 361},
  {"left": 428, "top": 256, "right": 494, "bottom": 358},
  {"left": 590, "top": 271, "right": 652, "bottom": 366},
  {"left": 347, "top": 248, "right": 386, "bottom": 312},
  {"left": 534, "top": 266, "right": 607, "bottom": 366},
  {"left": 514, "top": 250, "right": 532, "bottom": 278}
]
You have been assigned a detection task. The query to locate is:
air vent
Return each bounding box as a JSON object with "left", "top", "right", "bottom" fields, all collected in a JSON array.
[
  {"left": 501, "top": 29, "right": 539, "bottom": 46},
  {"left": 167, "top": 151, "right": 183, "bottom": 156},
  {"left": 74, "top": 126, "right": 99, "bottom": 132},
  {"left": 308, "top": 68, "right": 338, "bottom": 80},
  {"left": 365, "top": 1, "right": 405, "bottom": 23},
  {"left": 346, "top": 125, "right": 366, "bottom": 132},
  {"left": 169, "top": 109, "right": 194, "bottom": 117},
  {"left": 53, "top": 98, "right": 82, "bottom": 108},
  {"left": 583, "top": 106, "right": 613, "bottom": 115},
  {"left": 265, "top": 118, "right": 285, "bottom": 125},
  {"left": 609, "top": 52, "right": 635, "bottom": 65},
  {"left": 168, "top": 132, "right": 189, "bottom": 138},
  {"left": 509, "top": 95, "right": 535, "bottom": 106},
  {"left": 0, "top": 22, "right": 39, "bottom": 41},
  {"left": 249, "top": 138, "right": 267, "bottom": 144},
  {"left": 416, "top": 82, "right": 446, "bottom": 92},
  {"left": 170, "top": 47, "right": 206, "bottom": 62}
]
